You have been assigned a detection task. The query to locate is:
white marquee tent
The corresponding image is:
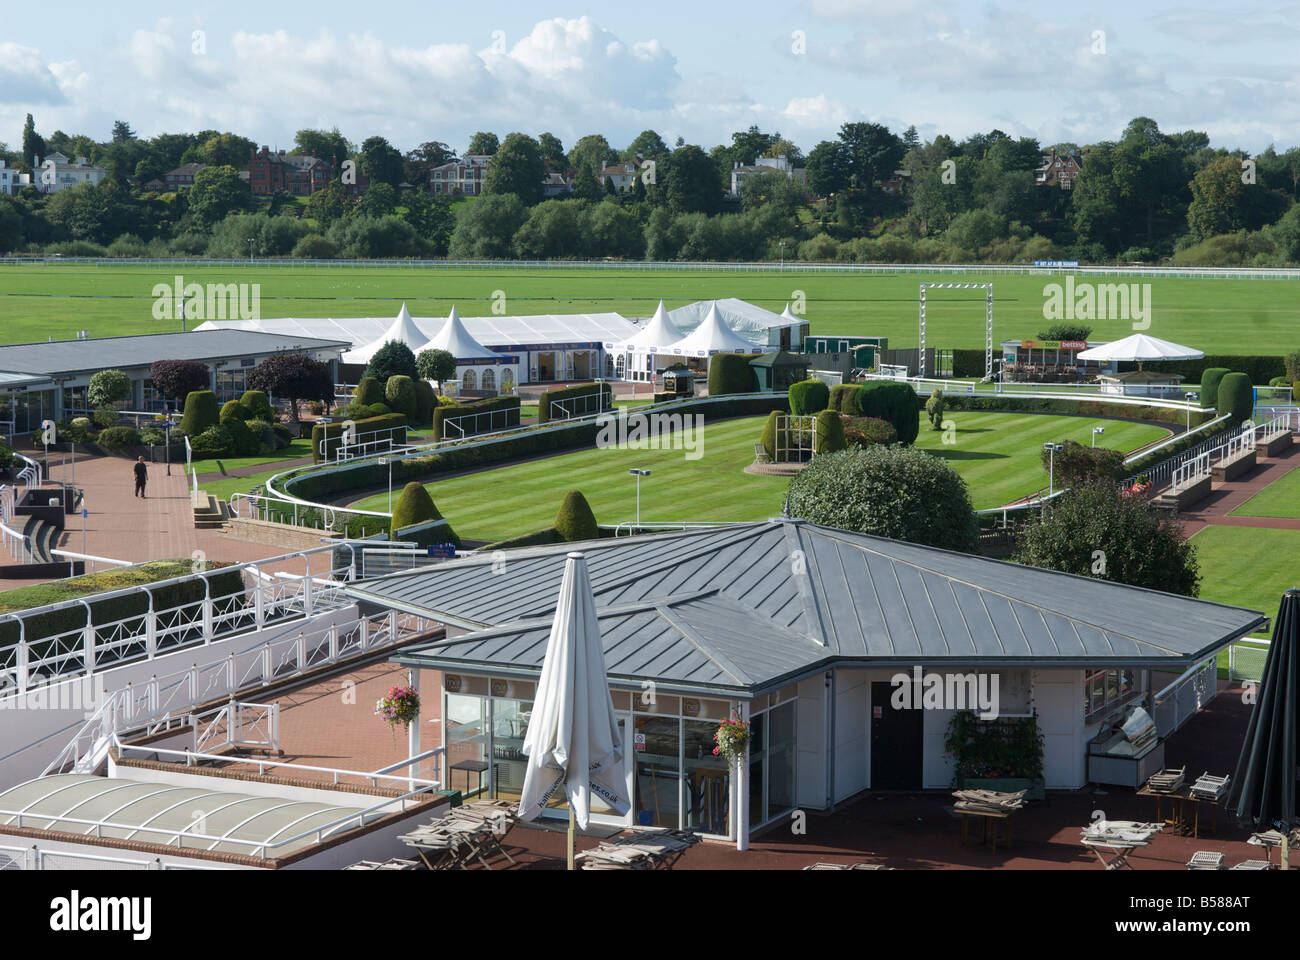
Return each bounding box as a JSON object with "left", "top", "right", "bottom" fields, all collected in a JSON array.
[
  {"left": 341, "top": 303, "right": 428, "bottom": 364},
  {"left": 667, "top": 298, "right": 804, "bottom": 349},
  {"left": 603, "top": 301, "right": 683, "bottom": 381},
  {"left": 662, "top": 302, "right": 764, "bottom": 358},
  {"left": 423, "top": 306, "right": 520, "bottom": 395}
]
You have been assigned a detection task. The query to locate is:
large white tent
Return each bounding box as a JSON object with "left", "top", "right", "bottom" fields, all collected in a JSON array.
[
  {"left": 341, "top": 303, "right": 428, "bottom": 364},
  {"left": 603, "top": 301, "right": 683, "bottom": 381},
  {"left": 662, "top": 302, "right": 764, "bottom": 357},
  {"left": 1076, "top": 333, "right": 1205, "bottom": 366},
  {"left": 424, "top": 305, "right": 498, "bottom": 360},
  {"left": 667, "top": 297, "right": 804, "bottom": 349},
  {"left": 423, "top": 306, "right": 520, "bottom": 395}
]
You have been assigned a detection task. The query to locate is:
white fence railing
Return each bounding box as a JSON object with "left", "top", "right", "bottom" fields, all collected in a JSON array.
[
  {"left": 1229, "top": 640, "right": 1271, "bottom": 683},
  {"left": 1150, "top": 654, "right": 1218, "bottom": 738},
  {"left": 1170, "top": 451, "right": 1210, "bottom": 490},
  {"left": 50, "top": 549, "right": 132, "bottom": 576},
  {"left": 192, "top": 699, "right": 280, "bottom": 754},
  {"left": 229, "top": 491, "right": 391, "bottom": 530}
]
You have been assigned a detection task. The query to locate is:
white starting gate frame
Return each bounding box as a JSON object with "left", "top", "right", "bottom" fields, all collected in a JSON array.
[
  {"left": 775, "top": 414, "right": 817, "bottom": 462},
  {"left": 918, "top": 282, "right": 994, "bottom": 380}
]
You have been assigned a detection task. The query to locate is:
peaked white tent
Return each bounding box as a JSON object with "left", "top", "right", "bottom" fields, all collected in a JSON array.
[
  {"left": 1076, "top": 334, "right": 1205, "bottom": 366},
  {"left": 667, "top": 297, "right": 803, "bottom": 348},
  {"left": 662, "top": 302, "right": 763, "bottom": 357},
  {"left": 423, "top": 306, "right": 519, "bottom": 396},
  {"left": 603, "top": 301, "right": 684, "bottom": 381},
  {"left": 341, "top": 303, "right": 427, "bottom": 364}
]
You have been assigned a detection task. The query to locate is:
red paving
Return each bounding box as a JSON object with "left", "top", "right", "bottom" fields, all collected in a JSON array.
[{"left": 1178, "top": 441, "right": 1300, "bottom": 536}]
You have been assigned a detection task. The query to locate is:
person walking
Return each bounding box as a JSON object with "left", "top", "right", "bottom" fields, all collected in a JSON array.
[{"left": 133, "top": 456, "right": 148, "bottom": 498}]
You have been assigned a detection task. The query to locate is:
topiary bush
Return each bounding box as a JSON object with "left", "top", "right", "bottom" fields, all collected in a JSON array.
[
  {"left": 221, "top": 416, "right": 260, "bottom": 456},
  {"left": 1217, "top": 372, "right": 1254, "bottom": 422},
  {"left": 355, "top": 377, "right": 385, "bottom": 407},
  {"left": 219, "top": 399, "right": 246, "bottom": 423},
  {"left": 96, "top": 425, "right": 142, "bottom": 449},
  {"left": 829, "top": 383, "right": 863, "bottom": 416},
  {"left": 1043, "top": 439, "right": 1124, "bottom": 488},
  {"left": 87, "top": 368, "right": 132, "bottom": 408},
  {"left": 555, "top": 490, "right": 599, "bottom": 541},
  {"left": 364, "top": 341, "right": 419, "bottom": 382},
  {"left": 240, "top": 389, "right": 274, "bottom": 422},
  {"left": 271, "top": 422, "right": 293, "bottom": 449},
  {"left": 390, "top": 482, "right": 441, "bottom": 536},
  {"left": 842, "top": 416, "right": 898, "bottom": 448},
  {"left": 180, "top": 390, "right": 220, "bottom": 436},
  {"left": 784, "top": 446, "right": 979, "bottom": 551},
  {"left": 246, "top": 419, "right": 277, "bottom": 455},
  {"left": 91, "top": 406, "right": 120, "bottom": 429},
  {"left": 857, "top": 381, "right": 922, "bottom": 444},
  {"left": 707, "top": 354, "right": 755, "bottom": 396},
  {"left": 1199, "top": 367, "right": 1230, "bottom": 409},
  {"left": 814, "top": 409, "right": 846, "bottom": 453},
  {"left": 759, "top": 410, "right": 789, "bottom": 458},
  {"left": 925, "top": 389, "right": 947, "bottom": 430},
  {"left": 789, "top": 379, "right": 830, "bottom": 415},
  {"left": 384, "top": 375, "right": 417, "bottom": 420},
  {"left": 189, "top": 424, "right": 232, "bottom": 458},
  {"left": 413, "top": 378, "right": 437, "bottom": 427}
]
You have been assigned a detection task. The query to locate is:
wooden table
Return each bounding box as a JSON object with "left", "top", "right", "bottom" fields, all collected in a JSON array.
[
  {"left": 1137, "top": 784, "right": 1218, "bottom": 838},
  {"left": 957, "top": 808, "right": 1015, "bottom": 852}
]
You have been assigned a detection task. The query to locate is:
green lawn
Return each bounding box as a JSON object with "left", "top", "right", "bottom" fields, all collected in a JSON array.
[
  {"left": 345, "top": 410, "right": 1170, "bottom": 541},
  {"left": 1189, "top": 525, "right": 1299, "bottom": 639},
  {"left": 1, "top": 263, "right": 1296, "bottom": 355},
  {"left": 913, "top": 412, "right": 1169, "bottom": 509},
  {"left": 1229, "top": 467, "right": 1300, "bottom": 519},
  {"left": 199, "top": 437, "right": 314, "bottom": 475}
]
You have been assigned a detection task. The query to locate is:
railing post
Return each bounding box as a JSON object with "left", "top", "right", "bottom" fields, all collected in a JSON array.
[
  {"left": 262, "top": 643, "right": 272, "bottom": 684},
  {"left": 302, "top": 554, "right": 314, "bottom": 615},
  {"left": 254, "top": 562, "right": 265, "bottom": 630},
  {"left": 296, "top": 631, "right": 306, "bottom": 671},
  {"left": 148, "top": 675, "right": 158, "bottom": 715},
  {"left": 359, "top": 616, "right": 370, "bottom": 650},
  {"left": 14, "top": 622, "right": 28, "bottom": 695},
  {"left": 189, "top": 662, "right": 198, "bottom": 703},
  {"left": 226, "top": 654, "right": 235, "bottom": 694},
  {"left": 144, "top": 588, "right": 157, "bottom": 660},
  {"left": 82, "top": 623, "right": 96, "bottom": 675},
  {"left": 328, "top": 622, "right": 338, "bottom": 662},
  {"left": 202, "top": 578, "right": 214, "bottom": 642}
]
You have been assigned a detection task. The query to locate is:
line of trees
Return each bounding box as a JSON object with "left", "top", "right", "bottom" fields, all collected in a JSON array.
[{"left": 4, "top": 114, "right": 1300, "bottom": 266}]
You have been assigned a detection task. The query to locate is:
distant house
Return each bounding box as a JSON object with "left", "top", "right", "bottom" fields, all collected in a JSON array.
[
  {"left": 1036, "top": 148, "right": 1082, "bottom": 190},
  {"left": 0, "top": 160, "right": 32, "bottom": 196},
  {"left": 248, "top": 146, "right": 331, "bottom": 196},
  {"left": 599, "top": 157, "right": 641, "bottom": 192},
  {"left": 147, "top": 162, "right": 208, "bottom": 192},
  {"left": 880, "top": 169, "right": 910, "bottom": 194},
  {"left": 429, "top": 155, "right": 490, "bottom": 196},
  {"left": 34, "top": 152, "right": 107, "bottom": 194},
  {"left": 541, "top": 171, "right": 573, "bottom": 198},
  {"left": 728, "top": 155, "right": 807, "bottom": 198}
]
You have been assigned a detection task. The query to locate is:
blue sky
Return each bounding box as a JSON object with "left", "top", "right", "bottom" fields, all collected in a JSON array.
[{"left": 4, "top": 1, "right": 1299, "bottom": 155}]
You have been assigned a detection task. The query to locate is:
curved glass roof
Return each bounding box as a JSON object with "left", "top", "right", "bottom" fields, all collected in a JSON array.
[{"left": 0, "top": 774, "right": 384, "bottom": 858}]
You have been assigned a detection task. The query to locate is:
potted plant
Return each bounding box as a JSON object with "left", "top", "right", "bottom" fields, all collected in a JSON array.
[
  {"left": 712, "top": 715, "right": 750, "bottom": 767},
  {"left": 374, "top": 684, "right": 421, "bottom": 743},
  {"left": 944, "top": 711, "right": 1046, "bottom": 800}
]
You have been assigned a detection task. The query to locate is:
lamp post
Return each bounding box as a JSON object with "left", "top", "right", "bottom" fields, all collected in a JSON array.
[
  {"left": 1043, "top": 442, "right": 1063, "bottom": 497},
  {"left": 378, "top": 457, "right": 393, "bottom": 514},
  {"left": 779, "top": 240, "right": 786, "bottom": 271},
  {"left": 629, "top": 468, "right": 650, "bottom": 528},
  {"left": 1185, "top": 392, "right": 1198, "bottom": 431},
  {"left": 247, "top": 237, "right": 255, "bottom": 261},
  {"left": 1091, "top": 426, "right": 1104, "bottom": 448}
]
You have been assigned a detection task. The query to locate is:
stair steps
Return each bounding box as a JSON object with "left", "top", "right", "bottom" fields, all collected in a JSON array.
[{"left": 192, "top": 490, "right": 228, "bottom": 529}]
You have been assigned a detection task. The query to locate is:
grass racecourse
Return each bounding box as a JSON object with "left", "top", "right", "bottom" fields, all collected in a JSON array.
[{"left": 1, "top": 262, "right": 1298, "bottom": 354}]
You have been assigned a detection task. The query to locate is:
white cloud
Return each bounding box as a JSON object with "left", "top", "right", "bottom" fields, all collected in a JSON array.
[{"left": 0, "top": 43, "right": 67, "bottom": 105}]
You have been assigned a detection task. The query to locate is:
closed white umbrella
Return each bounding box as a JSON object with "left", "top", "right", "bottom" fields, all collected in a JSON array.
[{"left": 519, "top": 552, "right": 630, "bottom": 869}]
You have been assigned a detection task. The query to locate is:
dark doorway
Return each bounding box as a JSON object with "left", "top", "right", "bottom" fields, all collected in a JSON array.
[{"left": 870, "top": 681, "right": 923, "bottom": 789}]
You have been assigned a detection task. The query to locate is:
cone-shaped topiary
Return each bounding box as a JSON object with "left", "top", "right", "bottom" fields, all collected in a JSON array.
[
  {"left": 384, "top": 375, "right": 417, "bottom": 419},
  {"left": 180, "top": 390, "right": 220, "bottom": 436},
  {"left": 356, "top": 376, "right": 385, "bottom": 406},
  {"left": 1217, "top": 372, "right": 1254, "bottom": 422},
  {"left": 789, "top": 378, "right": 830, "bottom": 415},
  {"left": 390, "top": 482, "right": 441, "bottom": 536},
  {"left": 1199, "top": 367, "right": 1230, "bottom": 409},
  {"left": 815, "top": 409, "right": 846, "bottom": 453},
  {"left": 555, "top": 490, "right": 598, "bottom": 541}
]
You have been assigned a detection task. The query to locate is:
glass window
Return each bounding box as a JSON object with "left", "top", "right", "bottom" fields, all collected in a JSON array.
[
  {"left": 445, "top": 693, "right": 489, "bottom": 798},
  {"left": 748, "top": 712, "right": 766, "bottom": 828},
  {"left": 766, "top": 701, "right": 796, "bottom": 821},
  {"left": 683, "top": 720, "right": 729, "bottom": 835},
  {"left": 490, "top": 698, "right": 532, "bottom": 802},
  {"left": 633, "top": 715, "right": 680, "bottom": 828}
]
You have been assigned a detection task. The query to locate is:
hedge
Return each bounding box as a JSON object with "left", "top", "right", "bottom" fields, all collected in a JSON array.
[
  {"left": 355, "top": 377, "right": 385, "bottom": 406},
  {"left": 1140, "top": 354, "right": 1285, "bottom": 385},
  {"left": 480, "top": 527, "right": 566, "bottom": 551},
  {"left": 941, "top": 393, "right": 1215, "bottom": 427},
  {"left": 789, "top": 379, "right": 830, "bottom": 415},
  {"left": 394, "top": 515, "right": 460, "bottom": 549},
  {"left": 240, "top": 390, "right": 273, "bottom": 421},
  {"left": 311, "top": 413, "right": 408, "bottom": 463},
  {"left": 1217, "top": 372, "right": 1254, "bottom": 422},
  {"left": 829, "top": 384, "right": 862, "bottom": 416},
  {"left": 707, "top": 354, "right": 756, "bottom": 396},
  {"left": 538, "top": 382, "right": 612, "bottom": 424},
  {"left": 0, "top": 562, "right": 245, "bottom": 652},
  {"left": 391, "top": 482, "right": 441, "bottom": 537},
  {"left": 759, "top": 410, "right": 788, "bottom": 458},
  {"left": 413, "top": 379, "right": 437, "bottom": 427},
  {"left": 951, "top": 349, "right": 989, "bottom": 379},
  {"left": 433, "top": 396, "right": 521, "bottom": 440},
  {"left": 555, "top": 490, "right": 598, "bottom": 541},
  {"left": 180, "top": 390, "right": 219, "bottom": 436},
  {"left": 857, "top": 381, "right": 922, "bottom": 444},
  {"left": 1121, "top": 417, "right": 1235, "bottom": 478},
  {"left": 385, "top": 375, "right": 417, "bottom": 420},
  {"left": 814, "top": 409, "right": 846, "bottom": 453},
  {"left": 1199, "top": 368, "right": 1230, "bottom": 409}
]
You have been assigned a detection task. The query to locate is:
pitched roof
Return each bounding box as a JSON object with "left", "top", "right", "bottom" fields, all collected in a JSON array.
[{"left": 357, "top": 520, "right": 1268, "bottom": 696}]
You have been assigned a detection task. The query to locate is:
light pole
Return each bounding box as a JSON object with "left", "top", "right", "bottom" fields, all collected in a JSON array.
[
  {"left": 378, "top": 457, "right": 393, "bottom": 513},
  {"left": 779, "top": 240, "right": 785, "bottom": 271},
  {"left": 1091, "top": 426, "right": 1104, "bottom": 448},
  {"left": 1043, "top": 442, "right": 1063, "bottom": 497},
  {"left": 629, "top": 468, "right": 650, "bottom": 528},
  {"left": 1185, "top": 392, "right": 1198, "bottom": 431},
  {"left": 247, "top": 237, "right": 255, "bottom": 261}
]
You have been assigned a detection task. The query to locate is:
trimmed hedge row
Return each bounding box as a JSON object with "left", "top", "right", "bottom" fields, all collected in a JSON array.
[
  {"left": 1140, "top": 354, "right": 1286, "bottom": 385},
  {"left": 941, "top": 394, "right": 1214, "bottom": 427},
  {"left": 707, "top": 354, "right": 756, "bottom": 396},
  {"left": 480, "top": 527, "right": 566, "bottom": 551},
  {"left": 952, "top": 349, "right": 989, "bottom": 379},
  {"left": 538, "top": 382, "right": 613, "bottom": 424},
  {"left": 1120, "top": 417, "right": 1236, "bottom": 478},
  {"left": 432, "top": 396, "right": 521, "bottom": 440},
  {"left": 1199, "top": 368, "right": 1230, "bottom": 409},
  {"left": 0, "top": 564, "right": 245, "bottom": 650},
  {"left": 311, "top": 413, "right": 408, "bottom": 463}
]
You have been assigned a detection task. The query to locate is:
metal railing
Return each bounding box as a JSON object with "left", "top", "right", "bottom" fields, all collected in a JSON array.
[
  {"left": 440, "top": 405, "right": 517, "bottom": 439},
  {"left": 1150, "top": 654, "right": 1218, "bottom": 738},
  {"left": 864, "top": 373, "right": 1209, "bottom": 413},
  {"left": 611, "top": 521, "right": 735, "bottom": 537},
  {"left": 229, "top": 491, "right": 392, "bottom": 531},
  {"left": 0, "top": 518, "right": 34, "bottom": 564},
  {"left": 192, "top": 699, "right": 280, "bottom": 754},
  {"left": 1229, "top": 640, "right": 1271, "bottom": 683},
  {"left": 1121, "top": 414, "right": 1232, "bottom": 467},
  {"left": 1170, "top": 451, "right": 1210, "bottom": 491},
  {"left": 50, "top": 549, "right": 132, "bottom": 576}
]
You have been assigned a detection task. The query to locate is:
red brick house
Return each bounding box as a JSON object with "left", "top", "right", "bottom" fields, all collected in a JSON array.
[
  {"left": 248, "top": 146, "right": 331, "bottom": 196},
  {"left": 1036, "top": 148, "right": 1082, "bottom": 189}
]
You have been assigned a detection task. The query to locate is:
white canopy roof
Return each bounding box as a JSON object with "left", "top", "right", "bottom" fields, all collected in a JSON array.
[
  {"left": 423, "top": 305, "right": 500, "bottom": 361},
  {"left": 341, "top": 303, "right": 428, "bottom": 364},
  {"left": 667, "top": 297, "right": 795, "bottom": 341},
  {"left": 1075, "top": 334, "right": 1205, "bottom": 362},
  {"left": 662, "top": 302, "right": 763, "bottom": 357},
  {"left": 603, "top": 300, "right": 683, "bottom": 353}
]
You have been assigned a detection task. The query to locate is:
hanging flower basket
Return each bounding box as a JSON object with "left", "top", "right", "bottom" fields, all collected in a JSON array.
[
  {"left": 375, "top": 685, "right": 421, "bottom": 734},
  {"left": 712, "top": 715, "right": 750, "bottom": 766}
]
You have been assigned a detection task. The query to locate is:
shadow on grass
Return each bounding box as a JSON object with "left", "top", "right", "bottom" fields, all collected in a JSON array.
[{"left": 922, "top": 449, "right": 1011, "bottom": 462}]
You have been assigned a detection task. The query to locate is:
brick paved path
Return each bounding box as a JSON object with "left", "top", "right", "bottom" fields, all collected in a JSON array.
[{"left": 1179, "top": 442, "right": 1299, "bottom": 537}]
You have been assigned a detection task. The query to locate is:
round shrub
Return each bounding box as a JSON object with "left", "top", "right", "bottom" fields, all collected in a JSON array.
[
  {"left": 759, "top": 410, "right": 789, "bottom": 458},
  {"left": 222, "top": 416, "right": 260, "bottom": 456},
  {"left": 87, "top": 369, "right": 132, "bottom": 408},
  {"left": 180, "top": 390, "right": 220, "bottom": 436},
  {"left": 92, "top": 406, "right": 119, "bottom": 429},
  {"left": 555, "top": 490, "right": 599, "bottom": 541},
  {"left": 139, "top": 427, "right": 166, "bottom": 446},
  {"left": 246, "top": 419, "right": 277, "bottom": 455},
  {"left": 355, "top": 377, "right": 385, "bottom": 407},
  {"left": 1217, "top": 372, "right": 1254, "bottom": 422},
  {"left": 843, "top": 416, "right": 898, "bottom": 448},
  {"left": 1199, "top": 367, "right": 1230, "bottom": 409},
  {"left": 240, "top": 390, "right": 274, "bottom": 422},
  {"left": 413, "top": 378, "right": 437, "bottom": 427},
  {"left": 384, "top": 375, "right": 417, "bottom": 419},
  {"left": 707, "top": 354, "right": 754, "bottom": 396},
  {"left": 814, "top": 409, "right": 846, "bottom": 453},
  {"left": 271, "top": 422, "right": 294, "bottom": 449},
  {"left": 95, "top": 425, "right": 141, "bottom": 449},
  {"left": 830, "top": 383, "right": 862, "bottom": 416},
  {"left": 784, "top": 446, "right": 979, "bottom": 552},
  {"left": 189, "top": 424, "right": 232, "bottom": 458},
  {"left": 857, "top": 381, "right": 922, "bottom": 444},
  {"left": 789, "top": 378, "right": 830, "bottom": 415},
  {"left": 219, "top": 399, "right": 246, "bottom": 423},
  {"left": 364, "top": 341, "right": 419, "bottom": 382},
  {"left": 391, "top": 482, "right": 441, "bottom": 535}
]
